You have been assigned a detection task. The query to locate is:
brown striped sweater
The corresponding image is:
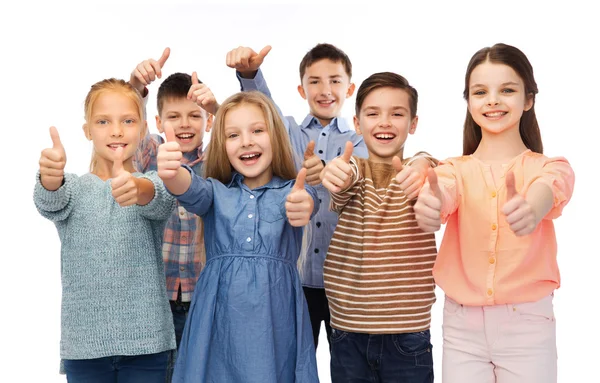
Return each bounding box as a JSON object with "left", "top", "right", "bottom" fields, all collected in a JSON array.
[{"left": 323, "top": 156, "right": 438, "bottom": 334}]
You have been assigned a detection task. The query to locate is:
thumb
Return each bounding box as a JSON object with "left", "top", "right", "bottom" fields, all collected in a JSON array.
[
  {"left": 392, "top": 156, "right": 403, "bottom": 172},
  {"left": 304, "top": 140, "right": 315, "bottom": 160},
  {"left": 192, "top": 71, "right": 199, "bottom": 85},
  {"left": 164, "top": 125, "right": 177, "bottom": 142},
  {"left": 341, "top": 141, "right": 353, "bottom": 163},
  {"left": 112, "top": 146, "right": 124, "bottom": 177},
  {"left": 292, "top": 168, "right": 307, "bottom": 192},
  {"left": 49, "top": 126, "right": 63, "bottom": 149},
  {"left": 505, "top": 171, "right": 517, "bottom": 200},
  {"left": 258, "top": 45, "right": 272, "bottom": 59},
  {"left": 427, "top": 169, "right": 443, "bottom": 200},
  {"left": 158, "top": 47, "right": 170, "bottom": 68}
]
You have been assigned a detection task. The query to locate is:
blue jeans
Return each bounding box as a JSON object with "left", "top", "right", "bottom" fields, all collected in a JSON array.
[
  {"left": 166, "top": 300, "right": 191, "bottom": 382},
  {"left": 330, "top": 329, "right": 434, "bottom": 383},
  {"left": 63, "top": 351, "right": 170, "bottom": 383}
]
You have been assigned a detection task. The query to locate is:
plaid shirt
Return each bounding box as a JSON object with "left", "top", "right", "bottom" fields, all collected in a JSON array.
[{"left": 134, "top": 133, "right": 205, "bottom": 302}]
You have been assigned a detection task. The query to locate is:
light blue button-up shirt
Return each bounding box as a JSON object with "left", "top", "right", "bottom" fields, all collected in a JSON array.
[{"left": 238, "top": 69, "right": 368, "bottom": 288}]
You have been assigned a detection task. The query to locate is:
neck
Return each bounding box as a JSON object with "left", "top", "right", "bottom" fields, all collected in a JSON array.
[
  {"left": 473, "top": 127, "right": 528, "bottom": 163},
  {"left": 315, "top": 116, "right": 334, "bottom": 128}
]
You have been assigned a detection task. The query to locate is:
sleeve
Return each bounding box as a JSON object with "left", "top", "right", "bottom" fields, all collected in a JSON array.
[
  {"left": 431, "top": 160, "right": 460, "bottom": 223},
  {"left": 405, "top": 151, "right": 439, "bottom": 168},
  {"left": 134, "top": 133, "right": 162, "bottom": 173},
  {"left": 169, "top": 164, "right": 215, "bottom": 217},
  {"left": 236, "top": 69, "right": 290, "bottom": 134},
  {"left": 527, "top": 156, "right": 575, "bottom": 220},
  {"left": 33, "top": 172, "right": 78, "bottom": 223},
  {"left": 329, "top": 156, "right": 363, "bottom": 213},
  {"left": 135, "top": 171, "right": 177, "bottom": 220}
]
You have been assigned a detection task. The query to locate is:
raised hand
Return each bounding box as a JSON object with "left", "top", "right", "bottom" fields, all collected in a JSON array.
[
  {"left": 302, "top": 140, "right": 324, "bottom": 186},
  {"left": 285, "top": 168, "right": 314, "bottom": 227},
  {"left": 502, "top": 171, "right": 537, "bottom": 236},
  {"left": 110, "top": 147, "right": 138, "bottom": 207},
  {"left": 392, "top": 156, "right": 426, "bottom": 200},
  {"left": 225, "top": 45, "right": 272, "bottom": 77},
  {"left": 130, "top": 47, "right": 170, "bottom": 94},
  {"left": 157, "top": 125, "right": 183, "bottom": 180},
  {"left": 414, "top": 169, "right": 443, "bottom": 232},
  {"left": 320, "top": 141, "right": 353, "bottom": 193},
  {"left": 187, "top": 71, "right": 219, "bottom": 118},
  {"left": 39, "top": 126, "right": 67, "bottom": 191}
]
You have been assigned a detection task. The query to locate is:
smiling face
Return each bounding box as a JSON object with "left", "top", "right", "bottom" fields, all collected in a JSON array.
[
  {"left": 467, "top": 61, "right": 533, "bottom": 137},
  {"left": 84, "top": 90, "right": 145, "bottom": 174},
  {"left": 157, "top": 96, "right": 211, "bottom": 153},
  {"left": 354, "top": 86, "right": 417, "bottom": 163},
  {"left": 224, "top": 103, "right": 273, "bottom": 189},
  {"left": 297, "top": 59, "right": 355, "bottom": 127}
]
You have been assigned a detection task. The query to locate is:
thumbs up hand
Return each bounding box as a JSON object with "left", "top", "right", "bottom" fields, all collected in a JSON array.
[
  {"left": 502, "top": 171, "right": 536, "bottom": 236},
  {"left": 187, "top": 72, "right": 219, "bottom": 117},
  {"left": 302, "top": 140, "right": 324, "bottom": 186},
  {"left": 39, "top": 126, "right": 67, "bottom": 191},
  {"left": 285, "top": 168, "right": 314, "bottom": 227},
  {"left": 157, "top": 125, "right": 183, "bottom": 180},
  {"left": 392, "top": 156, "right": 425, "bottom": 200},
  {"left": 226, "top": 45, "right": 272, "bottom": 78},
  {"left": 320, "top": 141, "right": 354, "bottom": 193},
  {"left": 130, "top": 47, "right": 170, "bottom": 94},
  {"left": 110, "top": 146, "right": 138, "bottom": 207},
  {"left": 414, "top": 169, "right": 444, "bottom": 232}
]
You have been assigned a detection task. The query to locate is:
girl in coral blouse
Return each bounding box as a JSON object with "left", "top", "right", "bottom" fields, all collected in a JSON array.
[{"left": 414, "top": 43, "right": 575, "bottom": 383}]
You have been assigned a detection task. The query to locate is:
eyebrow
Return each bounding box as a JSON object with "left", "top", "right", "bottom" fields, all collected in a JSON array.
[
  {"left": 307, "top": 74, "right": 343, "bottom": 80},
  {"left": 363, "top": 105, "right": 409, "bottom": 112},
  {"left": 470, "top": 81, "right": 520, "bottom": 89}
]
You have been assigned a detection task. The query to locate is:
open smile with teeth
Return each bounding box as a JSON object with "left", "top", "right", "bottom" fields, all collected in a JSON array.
[
  {"left": 108, "top": 143, "right": 127, "bottom": 150},
  {"left": 240, "top": 153, "right": 261, "bottom": 161},
  {"left": 374, "top": 133, "right": 396, "bottom": 141},
  {"left": 177, "top": 133, "right": 195, "bottom": 140},
  {"left": 317, "top": 100, "right": 334, "bottom": 106},
  {"left": 484, "top": 111, "right": 507, "bottom": 117}
]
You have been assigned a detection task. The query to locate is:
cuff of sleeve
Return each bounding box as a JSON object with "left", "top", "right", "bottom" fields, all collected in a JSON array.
[
  {"left": 34, "top": 172, "right": 71, "bottom": 210},
  {"left": 237, "top": 69, "right": 265, "bottom": 91}
]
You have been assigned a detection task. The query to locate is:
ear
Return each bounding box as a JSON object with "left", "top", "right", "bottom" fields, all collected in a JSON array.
[
  {"left": 346, "top": 82, "right": 356, "bottom": 98},
  {"left": 297, "top": 84, "right": 307, "bottom": 100},
  {"left": 524, "top": 93, "right": 534, "bottom": 112},
  {"left": 155, "top": 115, "right": 164, "bottom": 134},
  {"left": 353, "top": 115, "right": 362, "bottom": 135},
  {"left": 82, "top": 123, "right": 91, "bottom": 140},
  {"left": 206, "top": 113, "right": 214, "bottom": 130},
  {"left": 409, "top": 116, "right": 418, "bottom": 134}
]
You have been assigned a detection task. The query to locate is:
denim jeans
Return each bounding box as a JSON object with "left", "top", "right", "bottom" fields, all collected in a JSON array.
[
  {"left": 166, "top": 300, "right": 191, "bottom": 382},
  {"left": 63, "top": 350, "right": 170, "bottom": 383},
  {"left": 330, "top": 329, "right": 434, "bottom": 383}
]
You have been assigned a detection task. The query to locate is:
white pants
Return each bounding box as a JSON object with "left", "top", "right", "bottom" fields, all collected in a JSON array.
[{"left": 442, "top": 294, "right": 557, "bottom": 383}]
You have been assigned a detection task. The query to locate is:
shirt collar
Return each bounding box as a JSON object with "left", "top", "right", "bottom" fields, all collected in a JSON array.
[
  {"left": 300, "top": 115, "right": 351, "bottom": 133},
  {"left": 182, "top": 144, "right": 204, "bottom": 167},
  {"left": 227, "top": 172, "right": 289, "bottom": 190}
]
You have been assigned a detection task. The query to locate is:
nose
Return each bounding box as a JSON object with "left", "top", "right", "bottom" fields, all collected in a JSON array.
[
  {"left": 378, "top": 115, "right": 392, "bottom": 128},
  {"left": 181, "top": 116, "right": 190, "bottom": 128},
  {"left": 111, "top": 123, "right": 124, "bottom": 138},
  {"left": 486, "top": 93, "right": 499, "bottom": 106},
  {"left": 320, "top": 82, "right": 332, "bottom": 96},
  {"left": 241, "top": 132, "right": 254, "bottom": 148}
]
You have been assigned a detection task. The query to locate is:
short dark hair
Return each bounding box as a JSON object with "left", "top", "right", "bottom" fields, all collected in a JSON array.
[
  {"left": 299, "top": 43, "right": 352, "bottom": 80},
  {"left": 355, "top": 72, "right": 418, "bottom": 118},
  {"left": 156, "top": 72, "right": 202, "bottom": 115}
]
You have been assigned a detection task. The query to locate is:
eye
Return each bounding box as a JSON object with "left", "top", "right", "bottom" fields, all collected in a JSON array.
[
  {"left": 168, "top": 115, "right": 178, "bottom": 120},
  {"left": 124, "top": 118, "right": 136, "bottom": 124},
  {"left": 309, "top": 80, "right": 318, "bottom": 85},
  {"left": 97, "top": 119, "right": 108, "bottom": 125},
  {"left": 366, "top": 113, "right": 378, "bottom": 117},
  {"left": 392, "top": 113, "right": 404, "bottom": 117},
  {"left": 253, "top": 128, "right": 264, "bottom": 134},
  {"left": 192, "top": 114, "right": 202, "bottom": 118},
  {"left": 227, "top": 133, "right": 238, "bottom": 139},
  {"left": 332, "top": 79, "right": 341, "bottom": 84},
  {"left": 473, "top": 90, "right": 485, "bottom": 96},
  {"left": 502, "top": 88, "right": 516, "bottom": 94}
]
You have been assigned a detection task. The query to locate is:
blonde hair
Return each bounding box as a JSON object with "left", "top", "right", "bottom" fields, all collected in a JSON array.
[
  {"left": 203, "top": 91, "right": 297, "bottom": 182},
  {"left": 83, "top": 78, "right": 145, "bottom": 172}
]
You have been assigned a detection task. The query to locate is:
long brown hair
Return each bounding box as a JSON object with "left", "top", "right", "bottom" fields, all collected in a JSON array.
[
  {"left": 462, "top": 43, "right": 543, "bottom": 155},
  {"left": 83, "top": 78, "right": 145, "bottom": 172},
  {"left": 203, "top": 91, "right": 297, "bottom": 183}
]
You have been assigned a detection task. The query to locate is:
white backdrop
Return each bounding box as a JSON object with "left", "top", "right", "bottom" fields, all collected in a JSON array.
[{"left": 1, "top": 1, "right": 597, "bottom": 382}]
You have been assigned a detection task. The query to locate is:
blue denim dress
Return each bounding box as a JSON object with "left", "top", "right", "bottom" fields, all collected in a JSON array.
[{"left": 171, "top": 169, "right": 320, "bottom": 383}]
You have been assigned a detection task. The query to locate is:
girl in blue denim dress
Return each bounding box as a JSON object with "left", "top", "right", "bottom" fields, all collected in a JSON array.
[{"left": 157, "top": 90, "right": 320, "bottom": 383}]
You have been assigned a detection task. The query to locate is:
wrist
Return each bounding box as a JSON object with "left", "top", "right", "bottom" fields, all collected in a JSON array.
[{"left": 238, "top": 70, "right": 258, "bottom": 79}]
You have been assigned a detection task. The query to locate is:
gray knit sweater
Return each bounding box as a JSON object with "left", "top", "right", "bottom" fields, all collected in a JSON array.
[{"left": 34, "top": 171, "right": 177, "bottom": 361}]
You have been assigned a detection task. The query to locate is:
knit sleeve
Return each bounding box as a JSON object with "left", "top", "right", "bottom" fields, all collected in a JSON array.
[
  {"left": 33, "top": 172, "right": 78, "bottom": 223},
  {"left": 136, "top": 171, "right": 177, "bottom": 220},
  {"left": 330, "top": 156, "right": 362, "bottom": 214}
]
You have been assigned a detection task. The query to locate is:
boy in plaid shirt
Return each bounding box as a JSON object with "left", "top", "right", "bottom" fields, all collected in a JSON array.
[{"left": 129, "top": 48, "right": 218, "bottom": 357}]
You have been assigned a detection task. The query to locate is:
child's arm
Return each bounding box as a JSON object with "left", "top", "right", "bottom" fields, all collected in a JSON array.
[
  {"left": 285, "top": 168, "right": 320, "bottom": 227},
  {"left": 414, "top": 161, "right": 459, "bottom": 232},
  {"left": 393, "top": 152, "right": 439, "bottom": 200},
  {"left": 320, "top": 142, "right": 363, "bottom": 213},
  {"left": 502, "top": 157, "right": 575, "bottom": 236},
  {"left": 157, "top": 126, "right": 192, "bottom": 196},
  {"left": 129, "top": 48, "right": 170, "bottom": 173},
  {"left": 110, "top": 147, "right": 155, "bottom": 207}
]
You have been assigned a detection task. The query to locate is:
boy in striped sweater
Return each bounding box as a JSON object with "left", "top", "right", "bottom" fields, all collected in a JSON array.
[{"left": 320, "top": 72, "right": 438, "bottom": 383}]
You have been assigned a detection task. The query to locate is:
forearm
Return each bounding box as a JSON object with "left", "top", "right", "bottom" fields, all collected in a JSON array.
[
  {"left": 526, "top": 181, "right": 554, "bottom": 224},
  {"left": 163, "top": 167, "right": 192, "bottom": 196}
]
